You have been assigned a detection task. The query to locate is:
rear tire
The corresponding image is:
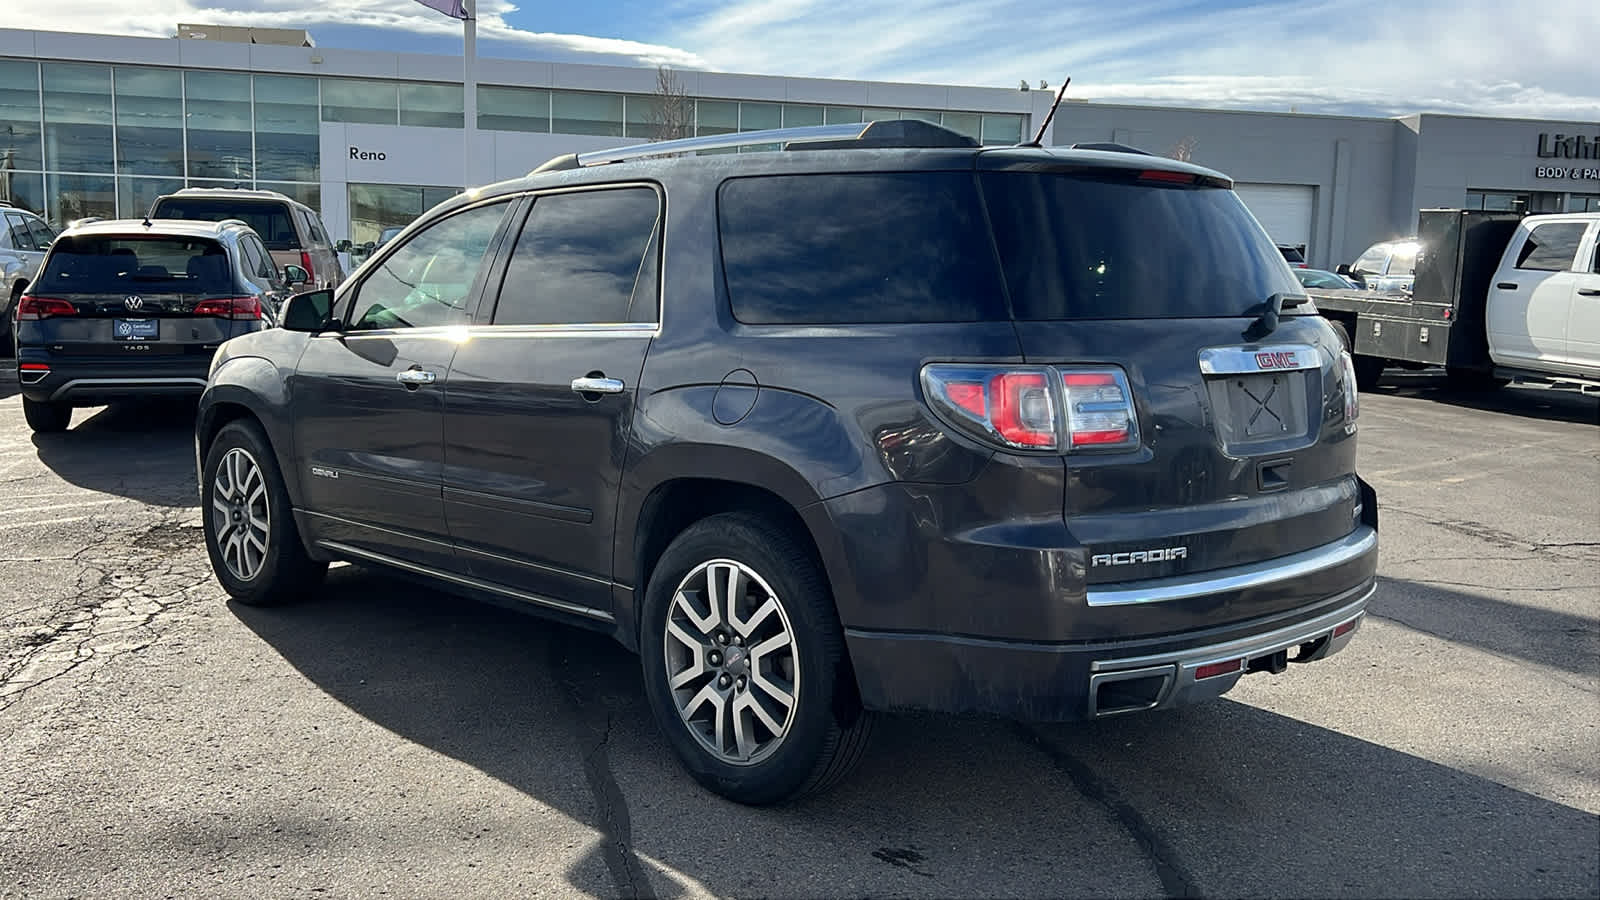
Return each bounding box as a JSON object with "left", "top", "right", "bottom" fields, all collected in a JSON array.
[
  {"left": 639, "top": 512, "right": 873, "bottom": 805},
  {"left": 1446, "top": 367, "right": 1509, "bottom": 392},
  {"left": 1330, "top": 320, "right": 1384, "bottom": 391},
  {"left": 201, "top": 419, "right": 326, "bottom": 606},
  {"left": 22, "top": 397, "right": 71, "bottom": 433}
]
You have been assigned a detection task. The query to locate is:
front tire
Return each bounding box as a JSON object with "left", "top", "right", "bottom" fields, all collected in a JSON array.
[
  {"left": 1446, "top": 367, "right": 1508, "bottom": 392},
  {"left": 201, "top": 419, "right": 326, "bottom": 606},
  {"left": 22, "top": 397, "right": 71, "bottom": 433},
  {"left": 639, "top": 512, "right": 873, "bottom": 805}
]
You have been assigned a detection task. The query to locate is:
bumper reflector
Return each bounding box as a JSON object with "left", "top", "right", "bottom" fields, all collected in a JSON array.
[
  {"left": 1333, "top": 620, "right": 1357, "bottom": 638},
  {"left": 1194, "top": 659, "right": 1244, "bottom": 680}
]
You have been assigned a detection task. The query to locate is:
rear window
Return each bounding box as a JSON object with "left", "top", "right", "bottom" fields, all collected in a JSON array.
[
  {"left": 982, "top": 173, "right": 1299, "bottom": 319},
  {"left": 1278, "top": 246, "right": 1306, "bottom": 264},
  {"left": 151, "top": 198, "right": 300, "bottom": 251},
  {"left": 35, "top": 236, "right": 234, "bottom": 295},
  {"left": 718, "top": 173, "right": 1006, "bottom": 324}
]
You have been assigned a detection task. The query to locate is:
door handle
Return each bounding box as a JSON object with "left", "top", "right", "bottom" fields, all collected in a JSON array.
[
  {"left": 1578, "top": 288, "right": 1600, "bottom": 296},
  {"left": 396, "top": 368, "right": 437, "bottom": 388},
  {"left": 1496, "top": 282, "right": 1519, "bottom": 290},
  {"left": 571, "top": 376, "right": 625, "bottom": 395}
]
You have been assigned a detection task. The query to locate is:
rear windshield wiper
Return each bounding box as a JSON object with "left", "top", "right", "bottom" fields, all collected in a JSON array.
[{"left": 1243, "top": 291, "right": 1311, "bottom": 342}]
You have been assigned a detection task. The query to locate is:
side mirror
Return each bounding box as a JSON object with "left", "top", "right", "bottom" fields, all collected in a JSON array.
[
  {"left": 282, "top": 264, "right": 310, "bottom": 285},
  {"left": 282, "top": 289, "right": 337, "bottom": 333},
  {"left": 1335, "top": 264, "right": 1353, "bottom": 276},
  {"left": 335, "top": 239, "right": 353, "bottom": 253}
]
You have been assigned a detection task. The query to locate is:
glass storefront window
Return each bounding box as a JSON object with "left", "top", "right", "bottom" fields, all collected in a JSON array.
[
  {"left": 117, "top": 176, "right": 184, "bottom": 219},
  {"left": 346, "top": 182, "right": 460, "bottom": 250},
  {"left": 900, "top": 109, "right": 942, "bottom": 124},
  {"left": 43, "top": 63, "right": 113, "bottom": 173},
  {"left": 552, "top": 91, "right": 623, "bottom": 137},
  {"left": 942, "top": 112, "right": 980, "bottom": 141},
  {"left": 48, "top": 172, "right": 115, "bottom": 225},
  {"left": 981, "top": 114, "right": 1024, "bottom": 145},
  {"left": 255, "top": 75, "right": 319, "bottom": 183},
  {"left": 185, "top": 71, "right": 253, "bottom": 181},
  {"left": 322, "top": 79, "right": 398, "bottom": 125},
  {"left": 861, "top": 108, "right": 900, "bottom": 123},
  {"left": 696, "top": 100, "right": 737, "bottom": 136},
  {"left": 0, "top": 60, "right": 43, "bottom": 172},
  {"left": 823, "top": 106, "right": 862, "bottom": 125},
  {"left": 400, "top": 83, "right": 464, "bottom": 128},
  {"left": 114, "top": 67, "right": 183, "bottom": 177},
  {"left": 624, "top": 93, "right": 693, "bottom": 140},
  {"left": 782, "top": 105, "right": 823, "bottom": 128},
  {"left": 256, "top": 180, "right": 321, "bottom": 212},
  {"left": 1, "top": 171, "right": 45, "bottom": 217},
  {"left": 739, "top": 102, "right": 780, "bottom": 132},
  {"left": 479, "top": 86, "right": 549, "bottom": 133}
]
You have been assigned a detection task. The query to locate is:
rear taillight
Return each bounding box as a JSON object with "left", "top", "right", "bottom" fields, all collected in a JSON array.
[
  {"left": 17, "top": 296, "right": 77, "bottom": 320},
  {"left": 1061, "top": 369, "right": 1140, "bottom": 450},
  {"left": 300, "top": 251, "right": 316, "bottom": 283},
  {"left": 921, "top": 364, "right": 1140, "bottom": 453},
  {"left": 1139, "top": 169, "right": 1196, "bottom": 184},
  {"left": 1338, "top": 350, "right": 1360, "bottom": 426},
  {"left": 193, "top": 296, "right": 263, "bottom": 320}
]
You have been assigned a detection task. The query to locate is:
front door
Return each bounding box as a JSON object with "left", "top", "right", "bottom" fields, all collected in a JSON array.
[
  {"left": 291, "top": 199, "right": 514, "bottom": 573},
  {"left": 443, "top": 185, "right": 662, "bottom": 617},
  {"left": 1563, "top": 224, "right": 1600, "bottom": 369}
]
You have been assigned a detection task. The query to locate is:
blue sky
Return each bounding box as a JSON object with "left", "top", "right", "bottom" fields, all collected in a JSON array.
[{"left": 25, "top": 0, "right": 1600, "bottom": 119}]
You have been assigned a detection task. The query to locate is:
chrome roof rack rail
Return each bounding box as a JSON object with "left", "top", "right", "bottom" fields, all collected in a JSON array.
[{"left": 532, "top": 120, "right": 980, "bottom": 174}]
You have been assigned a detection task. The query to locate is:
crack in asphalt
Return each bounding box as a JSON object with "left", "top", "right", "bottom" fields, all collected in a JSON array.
[
  {"left": 549, "top": 638, "right": 656, "bottom": 900},
  {"left": 1015, "top": 725, "right": 1199, "bottom": 899},
  {"left": 1384, "top": 508, "right": 1600, "bottom": 561}
]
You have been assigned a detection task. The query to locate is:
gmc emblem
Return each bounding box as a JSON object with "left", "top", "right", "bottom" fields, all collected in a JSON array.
[{"left": 1255, "top": 350, "right": 1298, "bottom": 369}]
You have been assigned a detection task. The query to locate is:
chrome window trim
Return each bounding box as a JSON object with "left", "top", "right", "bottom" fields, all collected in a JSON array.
[{"left": 1086, "top": 526, "right": 1376, "bottom": 607}]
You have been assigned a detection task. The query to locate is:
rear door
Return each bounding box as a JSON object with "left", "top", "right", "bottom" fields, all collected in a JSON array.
[
  {"left": 290, "top": 198, "right": 513, "bottom": 574},
  {"left": 19, "top": 233, "right": 249, "bottom": 366},
  {"left": 1566, "top": 222, "right": 1600, "bottom": 369},
  {"left": 441, "top": 185, "right": 661, "bottom": 617},
  {"left": 979, "top": 163, "right": 1361, "bottom": 624},
  {"left": 1488, "top": 220, "right": 1588, "bottom": 367}
]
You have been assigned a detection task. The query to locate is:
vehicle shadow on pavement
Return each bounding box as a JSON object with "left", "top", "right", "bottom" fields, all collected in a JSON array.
[
  {"left": 1375, "top": 372, "right": 1600, "bottom": 426},
  {"left": 30, "top": 400, "right": 200, "bottom": 508},
  {"left": 0, "top": 372, "right": 16, "bottom": 401},
  {"left": 1375, "top": 577, "right": 1600, "bottom": 678},
  {"left": 234, "top": 566, "right": 1600, "bottom": 899}
]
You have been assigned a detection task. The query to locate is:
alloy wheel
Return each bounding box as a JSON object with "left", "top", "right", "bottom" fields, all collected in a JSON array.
[
  {"left": 664, "top": 559, "right": 799, "bottom": 766},
  {"left": 211, "top": 447, "right": 271, "bottom": 581}
]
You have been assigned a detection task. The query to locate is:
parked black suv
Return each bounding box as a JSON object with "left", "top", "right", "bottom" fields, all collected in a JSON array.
[
  {"left": 196, "top": 121, "right": 1378, "bottom": 805},
  {"left": 16, "top": 218, "right": 306, "bottom": 433}
]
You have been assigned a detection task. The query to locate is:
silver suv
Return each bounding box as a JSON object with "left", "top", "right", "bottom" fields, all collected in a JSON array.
[
  {"left": 149, "top": 188, "right": 344, "bottom": 290},
  {"left": 2, "top": 204, "right": 57, "bottom": 349}
]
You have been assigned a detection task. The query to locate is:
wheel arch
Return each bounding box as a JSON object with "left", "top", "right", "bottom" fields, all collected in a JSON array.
[{"left": 197, "top": 356, "right": 302, "bottom": 505}]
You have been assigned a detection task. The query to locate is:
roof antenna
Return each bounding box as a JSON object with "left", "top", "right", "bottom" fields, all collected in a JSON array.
[{"left": 1024, "top": 76, "right": 1071, "bottom": 147}]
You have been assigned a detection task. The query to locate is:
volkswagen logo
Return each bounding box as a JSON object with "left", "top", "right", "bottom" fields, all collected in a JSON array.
[{"left": 123, "top": 295, "right": 144, "bottom": 311}]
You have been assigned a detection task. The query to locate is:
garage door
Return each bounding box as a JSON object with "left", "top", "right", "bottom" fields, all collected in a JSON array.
[{"left": 1234, "top": 183, "right": 1315, "bottom": 254}]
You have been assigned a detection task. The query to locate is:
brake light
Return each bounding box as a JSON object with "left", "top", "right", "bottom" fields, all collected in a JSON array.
[
  {"left": 1140, "top": 169, "right": 1195, "bottom": 184},
  {"left": 19, "top": 363, "right": 49, "bottom": 371},
  {"left": 16, "top": 296, "right": 77, "bottom": 320},
  {"left": 1061, "top": 369, "right": 1140, "bottom": 449},
  {"left": 299, "top": 251, "right": 316, "bottom": 283},
  {"left": 1338, "top": 350, "right": 1360, "bottom": 425},
  {"left": 193, "top": 296, "right": 263, "bottom": 320},
  {"left": 921, "top": 364, "right": 1140, "bottom": 453}
]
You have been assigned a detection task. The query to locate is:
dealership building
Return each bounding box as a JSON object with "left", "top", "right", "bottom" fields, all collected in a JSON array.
[{"left": 1, "top": 24, "right": 1597, "bottom": 268}]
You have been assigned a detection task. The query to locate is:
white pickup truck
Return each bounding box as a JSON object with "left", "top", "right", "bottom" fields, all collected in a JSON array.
[{"left": 1311, "top": 209, "right": 1600, "bottom": 393}]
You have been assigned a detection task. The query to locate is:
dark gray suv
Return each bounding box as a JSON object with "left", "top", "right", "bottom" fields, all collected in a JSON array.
[{"left": 195, "top": 121, "right": 1379, "bottom": 805}]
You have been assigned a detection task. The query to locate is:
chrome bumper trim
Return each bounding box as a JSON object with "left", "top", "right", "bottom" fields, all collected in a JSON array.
[{"left": 1087, "top": 526, "right": 1377, "bottom": 607}]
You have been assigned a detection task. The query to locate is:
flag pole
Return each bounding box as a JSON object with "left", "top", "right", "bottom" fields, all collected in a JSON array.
[{"left": 461, "top": 0, "right": 477, "bottom": 190}]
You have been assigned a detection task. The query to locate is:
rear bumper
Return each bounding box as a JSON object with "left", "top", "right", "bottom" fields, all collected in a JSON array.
[{"left": 17, "top": 357, "right": 212, "bottom": 405}]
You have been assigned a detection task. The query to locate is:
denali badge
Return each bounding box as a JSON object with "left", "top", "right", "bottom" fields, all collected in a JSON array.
[
  {"left": 1255, "top": 350, "right": 1297, "bottom": 369},
  {"left": 1092, "top": 547, "right": 1188, "bottom": 567},
  {"left": 310, "top": 466, "right": 339, "bottom": 479}
]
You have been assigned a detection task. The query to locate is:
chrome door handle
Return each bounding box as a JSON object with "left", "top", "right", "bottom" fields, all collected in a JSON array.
[
  {"left": 571, "top": 376, "right": 625, "bottom": 395},
  {"left": 396, "top": 369, "right": 437, "bottom": 387},
  {"left": 1578, "top": 288, "right": 1600, "bottom": 296}
]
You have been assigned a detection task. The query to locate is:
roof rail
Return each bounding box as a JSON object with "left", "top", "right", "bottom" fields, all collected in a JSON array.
[{"left": 534, "top": 119, "right": 980, "bottom": 173}]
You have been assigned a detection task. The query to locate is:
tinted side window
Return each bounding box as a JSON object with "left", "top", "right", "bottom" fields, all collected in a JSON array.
[
  {"left": 1515, "top": 223, "right": 1588, "bottom": 272},
  {"left": 6, "top": 213, "right": 36, "bottom": 251},
  {"left": 1354, "top": 248, "right": 1388, "bottom": 275},
  {"left": 1387, "top": 245, "right": 1418, "bottom": 276},
  {"left": 27, "top": 217, "right": 55, "bottom": 248},
  {"left": 718, "top": 173, "right": 1005, "bottom": 324},
  {"left": 492, "top": 188, "right": 660, "bottom": 325},
  {"left": 153, "top": 198, "right": 300, "bottom": 250},
  {"left": 348, "top": 201, "right": 508, "bottom": 331}
]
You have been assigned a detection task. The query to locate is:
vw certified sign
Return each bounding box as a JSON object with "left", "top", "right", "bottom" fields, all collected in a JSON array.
[{"left": 123, "top": 295, "right": 144, "bottom": 310}]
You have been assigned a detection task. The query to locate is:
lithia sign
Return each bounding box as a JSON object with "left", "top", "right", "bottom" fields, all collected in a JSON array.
[{"left": 1535, "top": 133, "right": 1600, "bottom": 180}]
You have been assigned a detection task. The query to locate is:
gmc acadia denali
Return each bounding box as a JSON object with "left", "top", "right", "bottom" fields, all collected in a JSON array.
[{"left": 195, "top": 120, "right": 1379, "bottom": 805}]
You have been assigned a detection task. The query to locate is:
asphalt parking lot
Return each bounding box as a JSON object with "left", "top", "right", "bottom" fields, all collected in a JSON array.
[{"left": 0, "top": 369, "right": 1596, "bottom": 899}]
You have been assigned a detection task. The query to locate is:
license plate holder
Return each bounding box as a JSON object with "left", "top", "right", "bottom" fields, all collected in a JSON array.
[{"left": 114, "top": 318, "right": 159, "bottom": 341}]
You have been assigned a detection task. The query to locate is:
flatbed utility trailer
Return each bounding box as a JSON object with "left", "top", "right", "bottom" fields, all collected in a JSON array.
[{"left": 1308, "top": 209, "right": 1524, "bottom": 390}]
